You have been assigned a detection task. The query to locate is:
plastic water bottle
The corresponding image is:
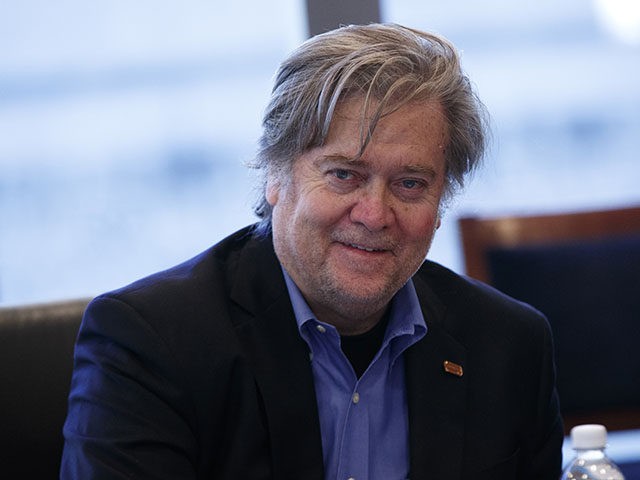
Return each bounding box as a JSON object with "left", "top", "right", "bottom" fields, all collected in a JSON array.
[{"left": 561, "top": 424, "right": 625, "bottom": 479}]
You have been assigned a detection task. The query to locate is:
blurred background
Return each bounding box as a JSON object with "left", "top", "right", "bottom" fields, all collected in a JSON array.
[{"left": 1, "top": 0, "right": 639, "bottom": 306}]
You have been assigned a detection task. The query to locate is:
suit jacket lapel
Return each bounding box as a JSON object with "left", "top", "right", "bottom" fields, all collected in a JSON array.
[
  {"left": 406, "top": 274, "right": 467, "bottom": 480},
  {"left": 228, "top": 234, "right": 324, "bottom": 479}
]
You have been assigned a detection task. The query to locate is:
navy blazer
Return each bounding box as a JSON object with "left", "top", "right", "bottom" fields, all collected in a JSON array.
[{"left": 61, "top": 226, "right": 563, "bottom": 479}]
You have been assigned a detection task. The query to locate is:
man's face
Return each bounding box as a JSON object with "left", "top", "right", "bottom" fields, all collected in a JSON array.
[{"left": 268, "top": 97, "right": 448, "bottom": 334}]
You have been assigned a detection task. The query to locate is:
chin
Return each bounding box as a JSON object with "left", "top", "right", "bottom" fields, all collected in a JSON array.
[{"left": 331, "top": 285, "right": 396, "bottom": 313}]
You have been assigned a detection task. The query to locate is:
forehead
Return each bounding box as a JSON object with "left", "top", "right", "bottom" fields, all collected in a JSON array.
[{"left": 324, "top": 96, "right": 448, "bottom": 154}]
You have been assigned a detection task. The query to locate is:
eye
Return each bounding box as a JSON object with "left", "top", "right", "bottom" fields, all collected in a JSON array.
[
  {"left": 333, "top": 169, "right": 353, "bottom": 180},
  {"left": 393, "top": 177, "right": 429, "bottom": 200},
  {"left": 401, "top": 179, "right": 420, "bottom": 189},
  {"left": 398, "top": 178, "right": 427, "bottom": 191},
  {"left": 325, "top": 167, "right": 361, "bottom": 193}
]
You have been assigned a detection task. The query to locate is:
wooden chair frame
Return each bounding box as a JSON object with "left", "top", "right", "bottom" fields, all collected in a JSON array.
[{"left": 459, "top": 205, "right": 640, "bottom": 284}]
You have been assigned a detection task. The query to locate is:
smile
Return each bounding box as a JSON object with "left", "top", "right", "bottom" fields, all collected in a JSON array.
[{"left": 348, "top": 243, "right": 385, "bottom": 253}]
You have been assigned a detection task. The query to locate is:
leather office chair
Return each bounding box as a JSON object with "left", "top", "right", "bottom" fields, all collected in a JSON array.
[
  {"left": 458, "top": 205, "right": 640, "bottom": 434},
  {"left": 0, "top": 298, "right": 90, "bottom": 478}
]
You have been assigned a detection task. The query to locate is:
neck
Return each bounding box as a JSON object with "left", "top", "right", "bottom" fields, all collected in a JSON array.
[{"left": 309, "top": 300, "right": 390, "bottom": 336}]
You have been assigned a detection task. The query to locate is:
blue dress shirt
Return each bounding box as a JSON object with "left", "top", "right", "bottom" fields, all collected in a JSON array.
[{"left": 283, "top": 270, "right": 427, "bottom": 480}]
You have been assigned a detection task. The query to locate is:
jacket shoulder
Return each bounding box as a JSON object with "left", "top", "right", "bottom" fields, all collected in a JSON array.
[
  {"left": 415, "top": 260, "right": 550, "bottom": 341},
  {"left": 100, "top": 225, "right": 265, "bottom": 309}
]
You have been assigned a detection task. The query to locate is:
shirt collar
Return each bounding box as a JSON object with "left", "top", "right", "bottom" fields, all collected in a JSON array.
[{"left": 281, "top": 267, "right": 427, "bottom": 341}]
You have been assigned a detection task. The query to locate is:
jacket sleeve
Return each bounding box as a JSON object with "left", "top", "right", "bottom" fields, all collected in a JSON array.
[
  {"left": 523, "top": 315, "right": 565, "bottom": 480},
  {"left": 60, "top": 295, "right": 199, "bottom": 480}
]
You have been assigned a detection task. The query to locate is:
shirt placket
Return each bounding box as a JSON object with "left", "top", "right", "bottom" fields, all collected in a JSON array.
[
  {"left": 336, "top": 379, "right": 370, "bottom": 480},
  {"left": 310, "top": 321, "right": 372, "bottom": 480}
]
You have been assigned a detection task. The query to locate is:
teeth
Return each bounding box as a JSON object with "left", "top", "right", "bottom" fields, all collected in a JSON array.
[{"left": 350, "top": 243, "right": 377, "bottom": 252}]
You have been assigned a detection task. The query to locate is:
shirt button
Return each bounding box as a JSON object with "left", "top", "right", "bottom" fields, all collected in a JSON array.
[
  {"left": 316, "top": 324, "right": 326, "bottom": 333},
  {"left": 352, "top": 392, "right": 360, "bottom": 404}
]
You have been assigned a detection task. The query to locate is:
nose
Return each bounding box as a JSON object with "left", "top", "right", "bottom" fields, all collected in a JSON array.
[{"left": 349, "top": 182, "right": 395, "bottom": 232}]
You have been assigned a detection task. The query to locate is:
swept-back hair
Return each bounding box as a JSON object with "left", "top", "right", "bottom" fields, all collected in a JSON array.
[{"left": 250, "top": 23, "right": 489, "bottom": 234}]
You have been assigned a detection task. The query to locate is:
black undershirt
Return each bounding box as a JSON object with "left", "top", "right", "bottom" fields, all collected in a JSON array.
[{"left": 340, "top": 312, "right": 390, "bottom": 378}]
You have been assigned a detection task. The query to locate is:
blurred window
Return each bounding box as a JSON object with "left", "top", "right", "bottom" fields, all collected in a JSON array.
[
  {"left": 2, "top": 0, "right": 639, "bottom": 305},
  {"left": 0, "top": 1, "right": 305, "bottom": 305}
]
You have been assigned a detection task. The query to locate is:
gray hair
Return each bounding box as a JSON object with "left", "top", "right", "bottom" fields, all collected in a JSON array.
[{"left": 250, "top": 23, "right": 489, "bottom": 235}]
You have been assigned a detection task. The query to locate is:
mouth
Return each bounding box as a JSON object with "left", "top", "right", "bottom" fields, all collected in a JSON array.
[
  {"left": 347, "top": 242, "right": 386, "bottom": 253},
  {"left": 332, "top": 233, "right": 397, "bottom": 256},
  {"left": 338, "top": 240, "right": 397, "bottom": 256}
]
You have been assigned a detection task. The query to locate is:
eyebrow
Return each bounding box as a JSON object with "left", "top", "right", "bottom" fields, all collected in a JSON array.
[
  {"left": 401, "top": 164, "right": 438, "bottom": 178},
  {"left": 318, "top": 155, "right": 438, "bottom": 179},
  {"left": 319, "top": 154, "right": 357, "bottom": 164}
]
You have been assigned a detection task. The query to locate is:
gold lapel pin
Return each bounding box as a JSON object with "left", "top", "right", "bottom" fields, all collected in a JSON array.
[{"left": 443, "top": 360, "right": 463, "bottom": 377}]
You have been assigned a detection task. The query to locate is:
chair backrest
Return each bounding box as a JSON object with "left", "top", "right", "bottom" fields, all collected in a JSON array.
[
  {"left": 458, "top": 205, "right": 640, "bottom": 433},
  {"left": 0, "top": 298, "right": 90, "bottom": 478},
  {"left": 459, "top": 205, "right": 640, "bottom": 283}
]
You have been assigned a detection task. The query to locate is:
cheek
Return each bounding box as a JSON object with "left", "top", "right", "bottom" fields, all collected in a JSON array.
[
  {"left": 401, "top": 209, "right": 440, "bottom": 243},
  {"left": 300, "top": 190, "right": 350, "bottom": 227}
]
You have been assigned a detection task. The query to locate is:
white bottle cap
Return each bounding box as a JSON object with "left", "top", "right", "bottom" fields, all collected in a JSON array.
[{"left": 571, "top": 424, "right": 608, "bottom": 449}]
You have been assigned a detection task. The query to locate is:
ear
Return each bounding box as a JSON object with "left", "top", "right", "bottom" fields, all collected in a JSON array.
[{"left": 265, "top": 175, "right": 280, "bottom": 206}]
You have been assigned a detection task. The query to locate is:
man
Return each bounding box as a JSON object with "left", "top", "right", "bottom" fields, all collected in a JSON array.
[{"left": 62, "top": 23, "right": 563, "bottom": 479}]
